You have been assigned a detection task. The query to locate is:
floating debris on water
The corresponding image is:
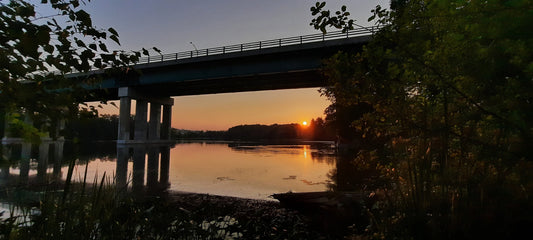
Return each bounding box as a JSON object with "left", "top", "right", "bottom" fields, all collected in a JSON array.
[
  {"left": 216, "top": 177, "right": 235, "bottom": 181},
  {"left": 282, "top": 175, "right": 297, "bottom": 180},
  {"left": 301, "top": 179, "right": 325, "bottom": 185}
]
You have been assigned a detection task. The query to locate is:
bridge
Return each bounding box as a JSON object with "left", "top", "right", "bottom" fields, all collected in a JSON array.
[{"left": 3, "top": 27, "right": 377, "bottom": 145}]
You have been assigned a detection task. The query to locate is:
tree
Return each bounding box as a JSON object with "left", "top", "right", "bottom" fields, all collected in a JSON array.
[
  {"left": 64, "top": 113, "right": 119, "bottom": 142},
  {"left": 312, "top": 1, "right": 533, "bottom": 239},
  {"left": 0, "top": 0, "right": 156, "bottom": 141}
]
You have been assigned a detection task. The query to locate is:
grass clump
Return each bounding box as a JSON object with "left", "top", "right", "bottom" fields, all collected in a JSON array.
[{"left": 0, "top": 164, "right": 325, "bottom": 240}]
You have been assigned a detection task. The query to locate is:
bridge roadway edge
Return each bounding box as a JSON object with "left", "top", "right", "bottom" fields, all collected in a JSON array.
[{"left": 3, "top": 34, "right": 371, "bottom": 146}]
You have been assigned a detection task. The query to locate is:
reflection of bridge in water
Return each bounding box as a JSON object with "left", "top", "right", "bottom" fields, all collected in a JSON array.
[
  {"left": 1, "top": 139, "right": 65, "bottom": 185},
  {"left": 1, "top": 140, "right": 365, "bottom": 198},
  {"left": 116, "top": 144, "right": 173, "bottom": 192},
  {"left": 1, "top": 141, "right": 173, "bottom": 193}
]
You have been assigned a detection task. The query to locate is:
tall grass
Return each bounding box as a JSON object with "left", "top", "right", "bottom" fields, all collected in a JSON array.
[
  {"left": 348, "top": 135, "right": 533, "bottom": 239},
  {"left": 0, "top": 157, "right": 316, "bottom": 239}
]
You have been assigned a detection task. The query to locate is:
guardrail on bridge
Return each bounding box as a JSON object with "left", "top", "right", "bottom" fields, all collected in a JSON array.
[{"left": 136, "top": 26, "right": 379, "bottom": 64}]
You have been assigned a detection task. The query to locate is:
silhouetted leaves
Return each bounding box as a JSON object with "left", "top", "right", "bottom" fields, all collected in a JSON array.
[
  {"left": 314, "top": 0, "right": 533, "bottom": 238},
  {"left": 109, "top": 34, "right": 120, "bottom": 45},
  {"left": 310, "top": 2, "right": 353, "bottom": 33},
  {"left": 0, "top": 0, "right": 149, "bottom": 139}
]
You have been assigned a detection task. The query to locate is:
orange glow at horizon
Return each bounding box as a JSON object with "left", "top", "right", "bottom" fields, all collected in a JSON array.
[
  {"left": 88, "top": 88, "right": 330, "bottom": 131},
  {"left": 171, "top": 88, "right": 329, "bottom": 130}
]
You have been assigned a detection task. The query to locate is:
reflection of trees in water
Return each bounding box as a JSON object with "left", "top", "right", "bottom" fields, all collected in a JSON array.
[
  {"left": 228, "top": 142, "right": 336, "bottom": 164},
  {"left": 63, "top": 142, "right": 117, "bottom": 163},
  {"left": 327, "top": 149, "right": 389, "bottom": 192},
  {"left": 310, "top": 151, "right": 336, "bottom": 164}
]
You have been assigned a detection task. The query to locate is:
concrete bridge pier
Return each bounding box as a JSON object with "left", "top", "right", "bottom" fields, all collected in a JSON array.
[
  {"left": 52, "top": 141, "right": 65, "bottom": 180},
  {"left": 36, "top": 141, "right": 50, "bottom": 183},
  {"left": 117, "top": 87, "right": 174, "bottom": 145},
  {"left": 19, "top": 142, "right": 31, "bottom": 184}
]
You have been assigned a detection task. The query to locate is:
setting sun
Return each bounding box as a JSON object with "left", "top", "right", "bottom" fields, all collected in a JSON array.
[{"left": 302, "top": 121, "right": 308, "bottom": 126}]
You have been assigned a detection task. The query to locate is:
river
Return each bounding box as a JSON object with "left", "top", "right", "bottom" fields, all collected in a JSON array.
[{"left": 1, "top": 141, "right": 338, "bottom": 201}]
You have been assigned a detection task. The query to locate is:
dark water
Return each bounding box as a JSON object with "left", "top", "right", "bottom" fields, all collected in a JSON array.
[{"left": 2, "top": 141, "right": 337, "bottom": 200}]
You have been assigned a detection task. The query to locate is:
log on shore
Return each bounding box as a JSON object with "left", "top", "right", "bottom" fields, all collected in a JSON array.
[{"left": 272, "top": 191, "right": 371, "bottom": 235}]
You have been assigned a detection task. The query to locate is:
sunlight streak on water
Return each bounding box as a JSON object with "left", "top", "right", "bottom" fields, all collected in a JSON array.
[{"left": 5, "top": 141, "right": 336, "bottom": 200}]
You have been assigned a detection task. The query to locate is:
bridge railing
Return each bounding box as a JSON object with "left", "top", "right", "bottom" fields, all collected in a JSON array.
[{"left": 137, "top": 26, "right": 378, "bottom": 64}]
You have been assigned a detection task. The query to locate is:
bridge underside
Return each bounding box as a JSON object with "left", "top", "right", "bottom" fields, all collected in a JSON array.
[
  {"left": 75, "top": 36, "right": 370, "bottom": 144},
  {"left": 80, "top": 36, "right": 369, "bottom": 101},
  {"left": 100, "top": 70, "right": 323, "bottom": 99},
  {"left": 112, "top": 69, "right": 324, "bottom": 145},
  {"left": 87, "top": 70, "right": 327, "bottom": 100}
]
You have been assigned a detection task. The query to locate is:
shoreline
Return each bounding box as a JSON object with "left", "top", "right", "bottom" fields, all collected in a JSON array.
[
  {"left": 158, "top": 189, "right": 357, "bottom": 239},
  {"left": 156, "top": 189, "right": 342, "bottom": 239}
]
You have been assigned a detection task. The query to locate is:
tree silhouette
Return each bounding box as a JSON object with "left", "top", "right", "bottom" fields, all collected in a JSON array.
[
  {"left": 313, "top": 1, "right": 533, "bottom": 238},
  {"left": 0, "top": 0, "right": 155, "bottom": 140}
]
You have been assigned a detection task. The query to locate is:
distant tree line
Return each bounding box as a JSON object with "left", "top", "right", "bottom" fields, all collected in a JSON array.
[
  {"left": 226, "top": 124, "right": 298, "bottom": 140},
  {"left": 171, "top": 129, "right": 226, "bottom": 140},
  {"left": 64, "top": 113, "right": 335, "bottom": 142}
]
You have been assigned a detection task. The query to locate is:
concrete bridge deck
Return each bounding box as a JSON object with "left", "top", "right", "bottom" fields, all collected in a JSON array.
[
  {"left": 5, "top": 28, "right": 376, "bottom": 145},
  {"left": 69, "top": 28, "right": 375, "bottom": 100}
]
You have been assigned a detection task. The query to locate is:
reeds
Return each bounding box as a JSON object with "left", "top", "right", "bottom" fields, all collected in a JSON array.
[{"left": 0, "top": 157, "right": 320, "bottom": 239}]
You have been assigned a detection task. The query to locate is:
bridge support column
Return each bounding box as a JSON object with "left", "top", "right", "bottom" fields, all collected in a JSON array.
[
  {"left": 19, "top": 142, "right": 31, "bottom": 184},
  {"left": 161, "top": 105, "right": 172, "bottom": 140},
  {"left": 118, "top": 97, "right": 132, "bottom": 142},
  {"left": 52, "top": 141, "right": 65, "bottom": 179},
  {"left": 134, "top": 99, "right": 148, "bottom": 141},
  {"left": 149, "top": 103, "right": 161, "bottom": 140},
  {"left": 37, "top": 141, "right": 50, "bottom": 184},
  {"left": 117, "top": 87, "right": 174, "bottom": 145}
]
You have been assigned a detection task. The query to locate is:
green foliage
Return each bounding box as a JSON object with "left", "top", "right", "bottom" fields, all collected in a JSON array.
[
  {"left": 0, "top": 0, "right": 150, "bottom": 138},
  {"left": 63, "top": 112, "right": 119, "bottom": 142},
  {"left": 310, "top": 2, "right": 354, "bottom": 34},
  {"left": 314, "top": 0, "right": 533, "bottom": 239},
  {"left": 4, "top": 113, "right": 43, "bottom": 143}
]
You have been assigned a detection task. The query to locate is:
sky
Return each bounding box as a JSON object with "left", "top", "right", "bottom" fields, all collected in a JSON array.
[{"left": 74, "top": 0, "right": 388, "bottom": 130}]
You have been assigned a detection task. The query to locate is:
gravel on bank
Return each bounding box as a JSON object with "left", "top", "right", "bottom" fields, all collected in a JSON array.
[{"left": 156, "top": 190, "right": 344, "bottom": 239}]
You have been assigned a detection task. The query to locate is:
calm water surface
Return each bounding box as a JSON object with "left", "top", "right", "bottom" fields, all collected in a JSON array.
[
  {"left": 166, "top": 142, "right": 335, "bottom": 199},
  {"left": 4, "top": 141, "right": 337, "bottom": 200}
]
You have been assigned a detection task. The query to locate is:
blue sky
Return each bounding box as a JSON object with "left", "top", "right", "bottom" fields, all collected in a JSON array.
[
  {"left": 83, "top": 0, "right": 387, "bottom": 53},
  {"left": 69, "top": 0, "right": 388, "bottom": 130}
]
